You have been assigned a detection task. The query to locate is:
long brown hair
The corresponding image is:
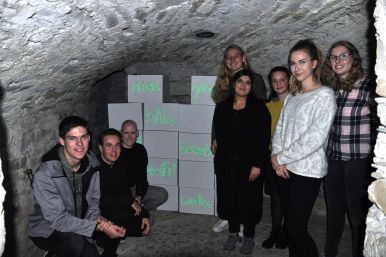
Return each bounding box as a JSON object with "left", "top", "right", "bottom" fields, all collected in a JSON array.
[
  {"left": 212, "top": 44, "right": 251, "bottom": 103},
  {"left": 288, "top": 39, "right": 323, "bottom": 95},
  {"left": 321, "top": 41, "right": 363, "bottom": 92}
]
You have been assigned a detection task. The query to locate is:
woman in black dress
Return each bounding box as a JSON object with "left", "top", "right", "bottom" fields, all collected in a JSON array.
[{"left": 213, "top": 69, "right": 271, "bottom": 255}]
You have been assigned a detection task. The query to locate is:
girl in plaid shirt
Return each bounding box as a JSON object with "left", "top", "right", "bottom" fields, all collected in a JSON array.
[{"left": 321, "top": 41, "right": 376, "bottom": 257}]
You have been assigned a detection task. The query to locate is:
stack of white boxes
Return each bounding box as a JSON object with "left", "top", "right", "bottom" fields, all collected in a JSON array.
[{"left": 107, "top": 75, "right": 217, "bottom": 215}]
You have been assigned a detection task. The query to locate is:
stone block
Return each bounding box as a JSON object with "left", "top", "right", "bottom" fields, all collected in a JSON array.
[
  {"left": 179, "top": 187, "right": 215, "bottom": 215},
  {"left": 147, "top": 158, "right": 178, "bottom": 186},
  {"left": 179, "top": 160, "right": 214, "bottom": 189}
]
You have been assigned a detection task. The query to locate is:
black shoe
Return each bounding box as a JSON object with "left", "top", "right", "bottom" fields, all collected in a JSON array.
[
  {"left": 275, "top": 233, "right": 288, "bottom": 249},
  {"left": 262, "top": 235, "right": 277, "bottom": 249}
]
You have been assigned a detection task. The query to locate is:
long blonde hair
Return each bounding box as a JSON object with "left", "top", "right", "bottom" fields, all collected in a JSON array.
[
  {"left": 212, "top": 44, "right": 251, "bottom": 103},
  {"left": 288, "top": 39, "right": 323, "bottom": 95}
]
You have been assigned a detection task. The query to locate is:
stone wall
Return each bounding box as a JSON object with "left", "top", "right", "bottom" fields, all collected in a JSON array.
[{"left": 364, "top": 0, "right": 386, "bottom": 256}]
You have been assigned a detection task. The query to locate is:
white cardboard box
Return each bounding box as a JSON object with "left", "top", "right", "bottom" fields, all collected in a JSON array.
[
  {"left": 128, "top": 75, "right": 163, "bottom": 103},
  {"left": 179, "top": 187, "right": 215, "bottom": 215},
  {"left": 157, "top": 185, "right": 179, "bottom": 211},
  {"left": 179, "top": 160, "right": 214, "bottom": 189},
  {"left": 178, "top": 133, "right": 213, "bottom": 162},
  {"left": 147, "top": 158, "right": 178, "bottom": 186},
  {"left": 144, "top": 103, "right": 179, "bottom": 131},
  {"left": 191, "top": 76, "right": 216, "bottom": 105},
  {"left": 143, "top": 131, "right": 178, "bottom": 159},
  {"left": 178, "top": 104, "right": 214, "bottom": 134},
  {"left": 108, "top": 103, "right": 143, "bottom": 130}
]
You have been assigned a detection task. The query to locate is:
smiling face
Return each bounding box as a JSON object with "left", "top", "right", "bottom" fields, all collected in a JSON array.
[
  {"left": 329, "top": 45, "right": 353, "bottom": 80},
  {"left": 224, "top": 48, "right": 245, "bottom": 72},
  {"left": 271, "top": 71, "right": 289, "bottom": 96},
  {"left": 234, "top": 75, "right": 252, "bottom": 97},
  {"left": 289, "top": 50, "right": 317, "bottom": 85},
  {"left": 121, "top": 123, "right": 139, "bottom": 149},
  {"left": 59, "top": 126, "right": 90, "bottom": 166},
  {"left": 99, "top": 134, "right": 121, "bottom": 165}
]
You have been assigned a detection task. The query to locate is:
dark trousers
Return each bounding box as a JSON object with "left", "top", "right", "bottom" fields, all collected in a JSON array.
[
  {"left": 95, "top": 208, "right": 144, "bottom": 257},
  {"left": 278, "top": 171, "right": 321, "bottom": 257},
  {"left": 324, "top": 158, "right": 371, "bottom": 257},
  {"left": 30, "top": 231, "right": 100, "bottom": 257}
]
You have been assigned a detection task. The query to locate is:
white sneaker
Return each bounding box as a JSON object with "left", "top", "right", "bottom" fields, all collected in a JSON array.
[
  {"left": 239, "top": 224, "right": 244, "bottom": 238},
  {"left": 212, "top": 219, "right": 228, "bottom": 232}
]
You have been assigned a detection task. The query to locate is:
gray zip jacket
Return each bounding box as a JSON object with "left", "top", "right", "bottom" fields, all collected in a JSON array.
[{"left": 27, "top": 144, "right": 101, "bottom": 238}]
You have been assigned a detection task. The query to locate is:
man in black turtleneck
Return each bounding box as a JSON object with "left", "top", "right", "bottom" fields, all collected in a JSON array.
[{"left": 96, "top": 128, "right": 150, "bottom": 257}]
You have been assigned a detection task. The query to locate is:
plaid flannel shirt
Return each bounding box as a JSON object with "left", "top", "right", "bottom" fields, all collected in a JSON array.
[{"left": 327, "top": 76, "right": 374, "bottom": 160}]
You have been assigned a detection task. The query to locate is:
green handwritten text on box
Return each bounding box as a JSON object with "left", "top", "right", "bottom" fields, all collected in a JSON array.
[
  {"left": 180, "top": 193, "right": 213, "bottom": 209},
  {"left": 147, "top": 160, "right": 177, "bottom": 177},
  {"left": 131, "top": 81, "right": 160, "bottom": 93},
  {"left": 179, "top": 143, "right": 212, "bottom": 157},
  {"left": 191, "top": 84, "right": 214, "bottom": 98},
  {"left": 145, "top": 108, "right": 176, "bottom": 126}
]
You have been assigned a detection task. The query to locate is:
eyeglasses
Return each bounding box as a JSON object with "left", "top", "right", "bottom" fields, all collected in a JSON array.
[{"left": 329, "top": 52, "right": 352, "bottom": 62}]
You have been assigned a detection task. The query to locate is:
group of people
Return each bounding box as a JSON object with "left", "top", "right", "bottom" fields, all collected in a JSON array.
[
  {"left": 211, "top": 40, "right": 376, "bottom": 257},
  {"left": 25, "top": 38, "right": 375, "bottom": 257},
  {"left": 26, "top": 118, "right": 168, "bottom": 257}
]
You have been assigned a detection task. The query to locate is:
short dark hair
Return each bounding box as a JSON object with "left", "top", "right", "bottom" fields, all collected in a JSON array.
[
  {"left": 98, "top": 128, "right": 121, "bottom": 146},
  {"left": 59, "top": 116, "right": 90, "bottom": 139}
]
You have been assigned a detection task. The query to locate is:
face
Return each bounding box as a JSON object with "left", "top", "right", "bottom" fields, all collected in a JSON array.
[
  {"left": 59, "top": 126, "right": 90, "bottom": 165},
  {"left": 289, "top": 50, "right": 317, "bottom": 84},
  {"left": 234, "top": 75, "right": 252, "bottom": 97},
  {"left": 99, "top": 135, "right": 121, "bottom": 165},
  {"left": 329, "top": 45, "right": 353, "bottom": 79},
  {"left": 271, "top": 71, "right": 289, "bottom": 95},
  {"left": 121, "top": 123, "right": 138, "bottom": 149},
  {"left": 224, "top": 48, "right": 245, "bottom": 72}
]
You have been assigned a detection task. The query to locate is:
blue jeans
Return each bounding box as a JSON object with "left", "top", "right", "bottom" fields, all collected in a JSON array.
[{"left": 324, "top": 158, "right": 372, "bottom": 257}]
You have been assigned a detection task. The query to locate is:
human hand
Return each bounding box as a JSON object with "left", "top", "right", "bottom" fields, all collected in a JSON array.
[
  {"left": 249, "top": 166, "right": 261, "bottom": 182},
  {"left": 131, "top": 200, "right": 141, "bottom": 216},
  {"left": 104, "top": 224, "right": 126, "bottom": 239},
  {"left": 97, "top": 219, "right": 112, "bottom": 233},
  {"left": 275, "top": 165, "right": 289, "bottom": 179},
  {"left": 210, "top": 140, "right": 217, "bottom": 154},
  {"left": 141, "top": 218, "right": 151, "bottom": 235}
]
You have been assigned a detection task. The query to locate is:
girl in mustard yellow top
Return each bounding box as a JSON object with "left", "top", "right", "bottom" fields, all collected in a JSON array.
[{"left": 262, "top": 66, "right": 290, "bottom": 250}]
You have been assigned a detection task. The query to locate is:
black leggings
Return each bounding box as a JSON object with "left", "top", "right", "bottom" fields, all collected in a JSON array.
[{"left": 278, "top": 171, "right": 321, "bottom": 257}]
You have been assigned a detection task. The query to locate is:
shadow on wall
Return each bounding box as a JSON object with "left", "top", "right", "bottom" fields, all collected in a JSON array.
[
  {"left": 0, "top": 82, "right": 16, "bottom": 257},
  {"left": 366, "top": 0, "right": 376, "bottom": 78}
]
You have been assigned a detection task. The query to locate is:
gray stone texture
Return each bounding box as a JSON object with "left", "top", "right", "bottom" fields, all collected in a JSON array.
[{"left": 0, "top": 0, "right": 377, "bottom": 256}]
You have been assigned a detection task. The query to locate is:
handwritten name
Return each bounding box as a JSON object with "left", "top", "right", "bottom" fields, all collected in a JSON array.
[
  {"left": 180, "top": 193, "right": 213, "bottom": 209},
  {"left": 131, "top": 81, "right": 160, "bottom": 93},
  {"left": 191, "top": 84, "right": 214, "bottom": 98},
  {"left": 145, "top": 108, "right": 176, "bottom": 126},
  {"left": 147, "top": 160, "right": 177, "bottom": 177},
  {"left": 180, "top": 143, "right": 213, "bottom": 157}
]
